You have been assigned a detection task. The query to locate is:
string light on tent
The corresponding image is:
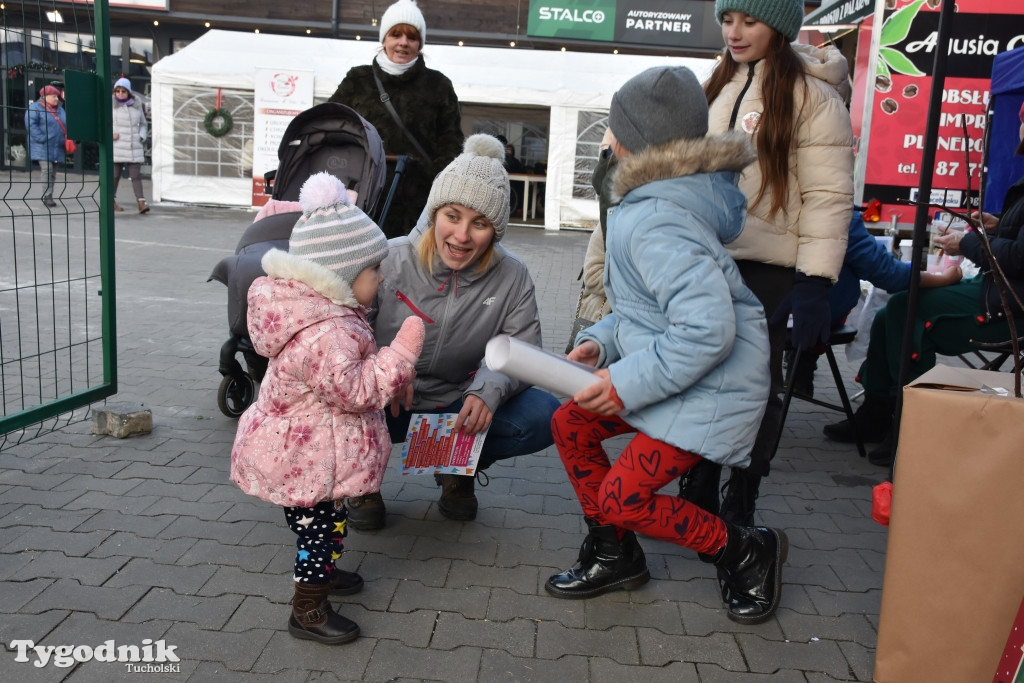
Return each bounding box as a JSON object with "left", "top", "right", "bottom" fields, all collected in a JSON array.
[
  {"left": 153, "top": 20, "right": 159, "bottom": 26},
  {"left": 510, "top": 41, "right": 516, "bottom": 47},
  {"left": 458, "top": 40, "right": 464, "bottom": 46}
]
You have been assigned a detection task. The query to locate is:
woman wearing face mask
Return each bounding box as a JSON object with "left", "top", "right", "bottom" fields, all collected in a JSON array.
[
  {"left": 679, "top": 0, "right": 855, "bottom": 528},
  {"left": 349, "top": 134, "right": 560, "bottom": 530},
  {"left": 24, "top": 84, "right": 67, "bottom": 208},
  {"left": 328, "top": 0, "right": 464, "bottom": 239},
  {"left": 110, "top": 77, "right": 150, "bottom": 214}
]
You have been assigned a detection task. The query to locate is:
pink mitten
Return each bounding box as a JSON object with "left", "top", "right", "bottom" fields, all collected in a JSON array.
[{"left": 390, "top": 315, "right": 425, "bottom": 364}]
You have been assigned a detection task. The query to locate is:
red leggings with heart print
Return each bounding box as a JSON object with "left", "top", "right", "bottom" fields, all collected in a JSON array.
[{"left": 552, "top": 401, "right": 728, "bottom": 556}]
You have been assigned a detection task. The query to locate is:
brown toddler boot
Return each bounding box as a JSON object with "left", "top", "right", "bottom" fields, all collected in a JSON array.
[{"left": 288, "top": 581, "right": 359, "bottom": 645}]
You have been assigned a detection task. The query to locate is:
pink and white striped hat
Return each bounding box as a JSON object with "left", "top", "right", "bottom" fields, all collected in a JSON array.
[{"left": 289, "top": 172, "right": 388, "bottom": 286}]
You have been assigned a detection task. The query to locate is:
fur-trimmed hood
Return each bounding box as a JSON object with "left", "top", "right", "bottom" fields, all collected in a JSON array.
[
  {"left": 261, "top": 248, "right": 359, "bottom": 308},
  {"left": 612, "top": 132, "right": 755, "bottom": 202}
]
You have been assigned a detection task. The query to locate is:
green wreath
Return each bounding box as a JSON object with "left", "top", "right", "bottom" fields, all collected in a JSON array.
[{"left": 203, "top": 108, "right": 233, "bottom": 137}]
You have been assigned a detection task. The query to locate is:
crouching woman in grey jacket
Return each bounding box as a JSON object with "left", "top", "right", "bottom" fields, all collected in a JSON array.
[{"left": 346, "top": 134, "right": 560, "bottom": 529}]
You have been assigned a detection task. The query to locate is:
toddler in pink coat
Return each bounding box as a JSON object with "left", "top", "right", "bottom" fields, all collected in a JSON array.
[{"left": 229, "top": 171, "right": 424, "bottom": 645}]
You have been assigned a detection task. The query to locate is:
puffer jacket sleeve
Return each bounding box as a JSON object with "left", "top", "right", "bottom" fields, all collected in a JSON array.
[
  {"left": 845, "top": 214, "right": 911, "bottom": 294},
  {"left": 303, "top": 324, "right": 415, "bottom": 413},
  {"left": 607, "top": 212, "right": 737, "bottom": 411},
  {"left": 577, "top": 224, "right": 611, "bottom": 321},
  {"left": 793, "top": 88, "right": 854, "bottom": 282},
  {"left": 464, "top": 265, "right": 543, "bottom": 412}
]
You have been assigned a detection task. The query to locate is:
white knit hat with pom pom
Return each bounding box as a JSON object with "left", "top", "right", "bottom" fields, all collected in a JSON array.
[
  {"left": 288, "top": 171, "right": 389, "bottom": 286},
  {"left": 379, "top": 0, "right": 427, "bottom": 45},
  {"left": 425, "top": 134, "right": 511, "bottom": 241}
]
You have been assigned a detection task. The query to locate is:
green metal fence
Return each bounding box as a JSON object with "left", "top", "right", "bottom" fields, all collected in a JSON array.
[{"left": 0, "top": 1, "right": 116, "bottom": 449}]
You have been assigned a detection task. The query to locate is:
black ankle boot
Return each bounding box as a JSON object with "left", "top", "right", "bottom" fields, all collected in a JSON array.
[
  {"left": 823, "top": 396, "right": 895, "bottom": 443},
  {"left": 868, "top": 428, "right": 896, "bottom": 467},
  {"left": 677, "top": 460, "right": 722, "bottom": 516},
  {"left": 720, "top": 468, "right": 760, "bottom": 527},
  {"left": 544, "top": 519, "right": 650, "bottom": 599},
  {"left": 288, "top": 582, "right": 360, "bottom": 645},
  {"left": 713, "top": 522, "right": 788, "bottom": 624}
]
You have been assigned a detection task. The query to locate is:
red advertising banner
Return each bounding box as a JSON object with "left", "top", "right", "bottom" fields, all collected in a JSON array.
[{"left": 859, "top": 0, "right": 1024, "bottom": 224}]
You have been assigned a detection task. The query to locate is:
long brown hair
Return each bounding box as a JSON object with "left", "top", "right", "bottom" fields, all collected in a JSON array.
[{"left": 705, "top": 31, "right": 806, "bottom": 217}]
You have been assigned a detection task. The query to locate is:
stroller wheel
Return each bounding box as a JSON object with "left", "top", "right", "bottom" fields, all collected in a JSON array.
[{"left": 217, "top": 374, "right": 256, "bottom": 418}]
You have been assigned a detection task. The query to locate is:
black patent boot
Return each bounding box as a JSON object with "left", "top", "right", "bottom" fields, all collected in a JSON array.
[
  {"left": 677, "top": 460, "right": 722, "bottom": 516},
  {"left": 288, "top": 582, "right": 360, "bottom": 645},
  {"left": 714, "top": 522, "right": 788, "bottom": 625},
  {"left": 544, "top": 518, "right": 651, "bottom": 599},
  {"left": 720, "top": 468, "right": 760, "bottom": 527}
]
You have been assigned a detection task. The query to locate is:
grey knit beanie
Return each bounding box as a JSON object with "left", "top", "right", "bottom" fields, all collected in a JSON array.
[
  {"left": 714, "top": 0, "right": 805, "bottom": 42},
  {"left": 289, "top": 172, "right": 389, "bottom": 286},
  {"left": 425, "top": 134, "right": 510, "bottom": 241},
  {"left": 609, "top": 66, "right": 708, "bottom": 155}
]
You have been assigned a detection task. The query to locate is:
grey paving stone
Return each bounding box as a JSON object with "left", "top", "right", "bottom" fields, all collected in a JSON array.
[
  {"left": 157, "top": 516, "right": 256, "bottom": 545},
  {"left": 584, "top": 598, "right": 685, "bottom": 634},
  {"left": 535, "top": 622, "right": 640, "bottom": 664},
  {"left": 103, "top": 557, "right": 218, "bottom": 594},
  {"left": 88, "top": 531, "right": 195, "bottom": 562},
  {"left": 479, "top": 650, "right": 590, "bottom": 683},
  {"left": 188, "top": 661, "right": 310, "bottom": 682},
  {"left": 389, "top": 580, "right": 489, "bottom": 618},
  {"left": 837, "top": 639, "right": 876, "bottom": 681},
  {"left": 0, "top": 505, "right": 98, "bottom": 532},
  {"left": 341, "top": 605, "right": 438, "bottom": 647},
  {"left": 590, "top": 656, "right": 700, "bottom": 682},
  {"left": 0, "top": 608, "right": 69, "bottom": 646},
  {"left": 777, "top": 612, "right": 877, "bottom": 648},
  {"left": 160, "top": 621, "right": 275, "bottom": 671},
  {"left": 21, "top": 579, "right": 148, "bottom": 620},
  {"left": 197, "top": 566, "right": 292, "bottom": 602},
  {"left": 141, "top": 497, "right": 234, "bottom": 521},
  {"left": 3, "top": 528, "right": 113, "bottom": 557},
  {"left": 221, "top": 596, "right": 288, "bottom": 633},
  {"left": 51, "top": 474, "right": 146, "bottom": 496},
  {"left": 357, "top": 555, "right": 451, "bottom": 588},
  {"left": 362, "top": 638, "right": 481, "bottom": 682},
  {"left": 121, "top": 587, "right": 244, "bottom": 629},
  {"left": 736, "top": 632, "right": 851, "bottom": 677},
  {"left": 249, "top": 630, "right": 374, "bottom": 678},
  {"left": 445, "top": 558, "right": 538, "bottom": 594},
  {"left": 636, "top": 628, "right": 745, "bottom": 669},
  {"left": 73, "top": 509, "right": 177, "bottom": 536},
  {"left": 804, "top": 586, "right": 882, "bottom": 619},
  {"left": 431, "top": 612, "right": 536, "bottom": 657},
  {"left": 695, "top": 663, "right": 812, "bottom": 681},
  {"left": 0, "top": 471, "right": 75, "bottom": 490},
  {"left": 112, "top": 462, "right": 197, "bottom": 484},
  {"left": 177, "top": 539, "right": 279, "bottom": 572},
  {"left": 0, "top": 487, "right": 83, "bottom": 509},
  {"left": 10, "top": 551, "right": 127, "bottom": 586},
  {"left": 486, "top": 587, "right": 585, "bottom": 629},
  {"left": 124, "top": 479, "right": 214, "bottom": 501},
  {"left": 218, "top": 501, "right": 283, "bottom": 524},
  {"left": 65, "top": 490, "right": 162, "bottom": 515}
]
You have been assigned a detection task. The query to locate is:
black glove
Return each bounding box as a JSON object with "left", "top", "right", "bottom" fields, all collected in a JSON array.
[{"left": 770, "top": 273, "right": 831, "bottom": 350}]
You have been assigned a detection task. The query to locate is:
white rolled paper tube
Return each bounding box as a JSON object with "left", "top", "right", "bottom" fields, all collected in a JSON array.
[{"left": 484, "top": 334, "right": 600, "bottom": 397}]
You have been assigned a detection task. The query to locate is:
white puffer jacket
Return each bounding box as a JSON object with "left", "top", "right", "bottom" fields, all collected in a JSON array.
[
  {"left": 707, "top": 43, "right": 854, "bottom": 282},
  {"left": 111, "top": 96, "right": 147, "bottom": 164}
]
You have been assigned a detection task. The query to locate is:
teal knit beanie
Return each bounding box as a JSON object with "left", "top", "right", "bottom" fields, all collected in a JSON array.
[{"left": 714, "top": 0, "right": 805, "bottom": 42}]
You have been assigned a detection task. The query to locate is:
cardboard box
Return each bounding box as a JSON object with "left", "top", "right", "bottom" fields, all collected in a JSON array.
[{"left": 874, "top": 365, "right": 1024, "bottom": 682}]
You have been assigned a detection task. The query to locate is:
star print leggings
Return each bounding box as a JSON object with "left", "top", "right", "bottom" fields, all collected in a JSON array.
[
  {"left": 552, "top": 401, "right": 727, "bottom": 556},
  {"left": 284, "top": 500, "right": 348, "bottom": 585}
]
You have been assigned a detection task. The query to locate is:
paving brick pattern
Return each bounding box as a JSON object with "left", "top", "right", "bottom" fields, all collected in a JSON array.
[{"left": 0, "top": 200, "right": 895, "bottom": 681}]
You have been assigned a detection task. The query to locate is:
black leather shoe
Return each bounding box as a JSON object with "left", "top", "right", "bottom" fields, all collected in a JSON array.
[
  {"left": 345, "top": 493, "right": 385, "bottom": 530},
  {"left": 437, "top": 474, "right": 478, "bottom": 520},
  {"left": 545, "top": 520, "right": 650, "bottom": 599},
  {"left": 823, "top": 397, "right": 894, "bottom": 444},
  {"left": 327, "top": 569, "right": 364, "bottom": 596}
]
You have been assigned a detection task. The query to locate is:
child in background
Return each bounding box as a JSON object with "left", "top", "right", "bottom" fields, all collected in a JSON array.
[
  {"left": 229, "top": 171, "right": 424, "bottom": 645},
  {"left": 549, "top": 66, "right": 786, "bottom": 625}
]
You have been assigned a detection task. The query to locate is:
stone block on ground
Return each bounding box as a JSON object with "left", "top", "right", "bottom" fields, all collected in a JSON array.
[{"left": 91, "top": 403, "right": 153, "bottom": 438}]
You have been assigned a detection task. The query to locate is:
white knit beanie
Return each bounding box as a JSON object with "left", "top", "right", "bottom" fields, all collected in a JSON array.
[
  {"left": 425, "top": 134, "right": 510, "bottom": 241},
  {"left": 289, "top": 172, "right": 389, "bottom": 286},
  {"left": 379, "top": 0, "right": 427, "bottom": 44}
]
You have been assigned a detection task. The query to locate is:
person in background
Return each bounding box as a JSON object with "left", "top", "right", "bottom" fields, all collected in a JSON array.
[
  {"left": 788, "top": 211, "right": 962, "bottom": 398},
  {"left": 329, "top": 0, "right": 463, "bottom": 238},
  {"left": 681, "top": 0, "right": 855, "bottom": 526},
  {"left": 828, "top": 104, "right": 1024, "bottom": 466},
  {"left": 229, "top": 172, "right": 424, "bottom": 645},
  {"left": 576, "top": 127, "right": 616, "bottom": 326},
  {"left": 352, "top": 134, "right": 560, "bottom": 529},
  {"left": 549, "top": 66, "right": 786, "bottom": 625},
  {"left": 24, "top": 84, "right": 67, "bottom": 208},
  {"left": 111, "top": 77, "right": 150, "bottom": 214}
]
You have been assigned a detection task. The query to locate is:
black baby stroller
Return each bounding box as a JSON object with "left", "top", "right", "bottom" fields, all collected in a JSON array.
[{"left": 208, "top": 102, "right": 391, "bottom": 417}]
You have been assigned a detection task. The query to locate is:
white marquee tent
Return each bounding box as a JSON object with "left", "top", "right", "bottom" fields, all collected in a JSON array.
[{"left": 150, "top": 29, "right": 715, "bottom": 229}]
